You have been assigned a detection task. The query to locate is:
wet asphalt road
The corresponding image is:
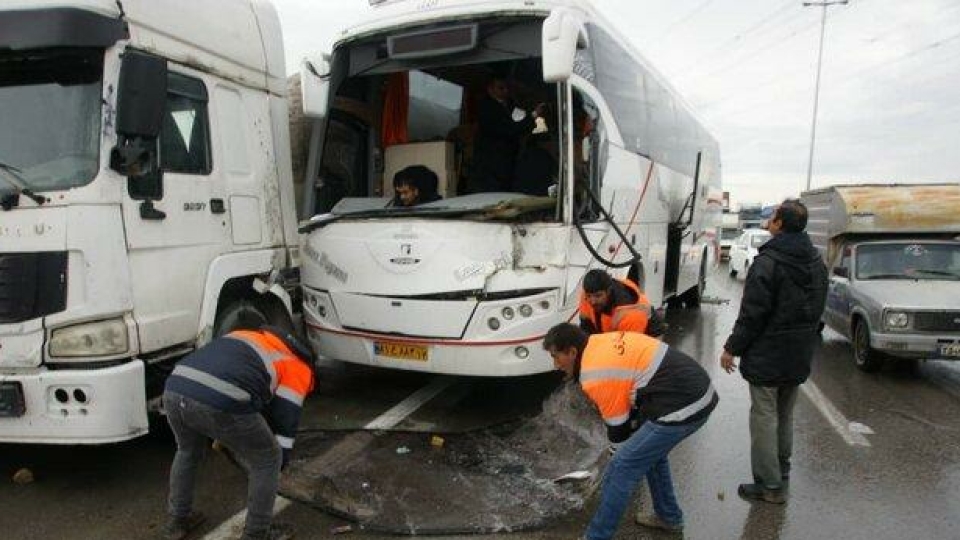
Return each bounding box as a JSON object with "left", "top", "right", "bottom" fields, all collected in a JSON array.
[{"left": 2, "top": 264, "right": 959, "bottom": 540}]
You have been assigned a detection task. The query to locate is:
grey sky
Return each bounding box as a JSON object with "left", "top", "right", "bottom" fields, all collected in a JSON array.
[{"left": 272, "top": 0, "right": 960, "bottom": 207}]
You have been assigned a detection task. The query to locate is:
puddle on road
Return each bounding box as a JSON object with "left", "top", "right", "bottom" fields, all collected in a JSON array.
[{"left": 280, "top": 383, "right": 608, "bottom": 535}]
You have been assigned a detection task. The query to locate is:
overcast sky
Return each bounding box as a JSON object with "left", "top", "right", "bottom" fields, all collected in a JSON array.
[{"left": 272, "top": 0, "right": 960, "bottom": 208}]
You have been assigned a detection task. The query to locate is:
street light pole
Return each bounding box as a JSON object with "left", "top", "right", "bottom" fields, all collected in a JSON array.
[{"left": 803, "top": 0, "right": 848, "bottom": 193}]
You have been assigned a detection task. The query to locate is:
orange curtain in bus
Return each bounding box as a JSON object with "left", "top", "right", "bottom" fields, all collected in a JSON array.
[{"left": 381, "top": 72, "right": 409, "bottom": 148}]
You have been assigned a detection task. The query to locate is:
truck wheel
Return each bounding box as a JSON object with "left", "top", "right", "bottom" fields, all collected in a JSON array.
[
  {"left": 214, "top": 299, "right": 270, "bottom": 338},
  {"left": 853, "top": 320, "right": 882, "bottom": 372}
]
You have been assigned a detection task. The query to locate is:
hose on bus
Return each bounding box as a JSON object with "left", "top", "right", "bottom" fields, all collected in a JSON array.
[{"left": 573, "top": 185, "right": 643, "bottom": 269}]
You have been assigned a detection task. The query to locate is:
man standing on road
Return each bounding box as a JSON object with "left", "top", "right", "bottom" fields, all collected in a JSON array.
[
  {"left": 162, "top": 326, "right": 315, "bottom": 540},
  {"left": 720, "top": 200, "right": 828, "bottom": 504},
  {"left": 579, "top": 269, "right": 665, "bottom": 337},
  {"left": 544, "top": 324, "right": 717, "bottom": 538}
]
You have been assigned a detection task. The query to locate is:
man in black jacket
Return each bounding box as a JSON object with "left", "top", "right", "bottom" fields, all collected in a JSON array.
[
  {"left": 470, "top": 75, "right": 545, "bottom": 193},
  {"left": 720, "top": 200, "right": 828, "bottom": 504}
]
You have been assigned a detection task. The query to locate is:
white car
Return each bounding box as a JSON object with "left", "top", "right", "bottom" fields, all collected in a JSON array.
[{"left": 729, "top": 229, "right": 772, "bottom": 278}]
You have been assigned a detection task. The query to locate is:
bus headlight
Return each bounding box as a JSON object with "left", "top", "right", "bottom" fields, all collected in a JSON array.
[
  {"left": 518, "top": 304, "right": 533, "bottom": 318},
  {"left": 488, "top": 317, "right": 501, "bottom": 331},
  {"left": 502, "top": 307, "right": 515, "bottom": 320},
  {"left": 50, "top": 318, "right": 129, "bottom": 358},
  {"left": 884, "top": 311, "right": 909, "bottom": 330}
]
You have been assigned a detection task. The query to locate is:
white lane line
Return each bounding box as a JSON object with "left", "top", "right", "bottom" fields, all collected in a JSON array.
[
  {"left": 800, "top": 381, "right": 871, "bottom": 447},
  {"left": 201, "top": 376, "right": 456, "bottom": 539}
]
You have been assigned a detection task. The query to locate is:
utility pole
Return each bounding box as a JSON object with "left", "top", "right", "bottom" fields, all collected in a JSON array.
[{"left": 803, "top": 0, "right": 848, "bottom": 192}]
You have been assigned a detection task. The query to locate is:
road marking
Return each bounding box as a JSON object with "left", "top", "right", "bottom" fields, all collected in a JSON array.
[
  {"left": 201, "top": 376, "right": 456, "bottom": 539},
  {"left": 800, "top": 381, "right": 871, "bottom": 447}
]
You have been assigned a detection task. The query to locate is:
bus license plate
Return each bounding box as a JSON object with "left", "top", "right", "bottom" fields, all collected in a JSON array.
[
  {"left": 374, "top": 341, "right": 428, "bottom": 362},
  {"left": 939, "top": 343, "right": 960, "bottom": 358},
  {"left": 0, "top": 382, "right": 26, "bottom": 418}
]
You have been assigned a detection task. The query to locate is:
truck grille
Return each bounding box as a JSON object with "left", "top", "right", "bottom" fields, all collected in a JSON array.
[
  {"left": 0, "top": 252, "right": 68, "bottom": 324},
  {"left": 913, "top": 311, "right": 960, "bottom": 333}
]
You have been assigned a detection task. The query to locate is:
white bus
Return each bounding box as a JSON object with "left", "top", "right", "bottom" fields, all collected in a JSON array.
[{"left": 297, "top": 0, "right": 722, "bottom": 376}]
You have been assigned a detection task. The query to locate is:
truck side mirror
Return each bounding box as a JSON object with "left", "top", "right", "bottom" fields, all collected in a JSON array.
[
  {"left": 110, "top": 50, "right": 167, "bottom": 180},
  {"left": 301, "top": 54, "right": 331, "bottom": 119},
  {"left": 542, "top": 8, "right": 589, "bottom": 83}
]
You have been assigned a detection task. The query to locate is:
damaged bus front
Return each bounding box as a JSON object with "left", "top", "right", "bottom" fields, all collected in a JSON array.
[{"left": 297, "top": 0, "right": 722, "bottom": 376}]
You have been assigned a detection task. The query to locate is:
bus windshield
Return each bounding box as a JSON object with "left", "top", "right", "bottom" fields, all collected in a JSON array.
[
  {"left": 0, "top": 49, "right": 102, "bottom": 195},
  {"left": 857, "top": 243, "right": 960, "bottom": 281}
]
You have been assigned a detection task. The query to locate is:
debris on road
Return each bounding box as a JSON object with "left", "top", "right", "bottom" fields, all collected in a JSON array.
[
  {"left": 281, "top": 383, "right": 608, "bottom": 534},
  {"left": 12, "top": 468, "right": 34, "bottom": 485},
  {"left": 553, "top": 470, "right": 593, "bottom": 483},
  {"left": 330, "top": 524, "right": 353, "bottom": 535}
]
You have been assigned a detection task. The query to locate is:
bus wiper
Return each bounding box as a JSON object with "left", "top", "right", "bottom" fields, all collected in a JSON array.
[{"left": 0, "top": 160, "right": 48, "bottom": 208}]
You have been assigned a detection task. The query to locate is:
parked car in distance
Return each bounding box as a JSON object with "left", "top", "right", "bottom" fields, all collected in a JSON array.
[{"left": 729, "top": 229, "right": 771, "bottom": 278}]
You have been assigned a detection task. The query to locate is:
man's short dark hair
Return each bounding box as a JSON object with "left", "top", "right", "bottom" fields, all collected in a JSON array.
[
  {"left": 583, "top": 269, "right": 615, "bottom": 294},
  {"left": 775, "top": 199, "right": 808, "bottom": 233},
  {"left": 543, "top": 323, "right": 588, "bottom": 353},
  {"left": 393, "top": 165, "right": 438, "bottom": 193}
]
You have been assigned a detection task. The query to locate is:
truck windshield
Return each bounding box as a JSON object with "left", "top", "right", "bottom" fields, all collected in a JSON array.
[
  {"left": 0, "top": 49, "right": 102, "bottom": 195},
  {"left": 857, "top": 243, "right": 960, "bottom": 281}
]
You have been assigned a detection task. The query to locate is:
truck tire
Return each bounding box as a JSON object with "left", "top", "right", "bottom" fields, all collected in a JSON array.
[
  {"left": 853, "top": 319, "right": 882, "bottom": 372},
  {"left": 215, "top": 296, "right": 297, "bottom": 338}
]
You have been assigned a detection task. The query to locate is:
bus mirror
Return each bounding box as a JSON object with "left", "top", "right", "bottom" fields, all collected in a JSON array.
[
  {"left": 301, "top": 54, "right": 331, "bottom": 118},
  {"left": 115, "top": 50, "right": 167, "bottom": 138},
  {"left": 542, "top": 9, "right": 589, "bottom": 83}
]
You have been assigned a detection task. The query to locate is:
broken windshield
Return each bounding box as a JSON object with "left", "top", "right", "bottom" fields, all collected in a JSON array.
[{"left": 0, "top": 49, "right": 102, "bottom": 195}]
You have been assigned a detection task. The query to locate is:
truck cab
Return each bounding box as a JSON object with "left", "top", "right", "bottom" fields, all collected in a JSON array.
[{"left": 0, "top": 0, "right": 299, "bottom": 443}]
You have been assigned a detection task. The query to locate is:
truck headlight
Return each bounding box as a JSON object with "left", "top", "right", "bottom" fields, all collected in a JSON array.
[
  {"left": 884, "top": 311, "right": 910, "bottom": 330},
  {"left": 50, "top": 318, "right": 129, "bottom": 358}
]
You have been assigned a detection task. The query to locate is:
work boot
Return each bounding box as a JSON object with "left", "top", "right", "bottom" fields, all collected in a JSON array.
[
  {"left": 738, "top": 483, "right": 786, "bottom": 504},
  {"left": 635, "top": 513, "right": 684, "bottom": 533},
  {"left": 240, "top": 521, "right": 295, "bottom": 540},
  {"left": 162, "top": 511, "right": 205, "bottom": 540}
]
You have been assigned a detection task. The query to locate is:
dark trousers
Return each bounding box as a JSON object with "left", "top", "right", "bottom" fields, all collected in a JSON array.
[
  {"left": 164, "top": 391, "right": 281, "bottom": 536},
  {"left": 749, "top": 384, "right": 799, "bottom": 488}
]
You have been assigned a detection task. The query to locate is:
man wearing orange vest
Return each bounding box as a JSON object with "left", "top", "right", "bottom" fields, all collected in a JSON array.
[
  {"left": 544, "top": 323, "right": 717, "bottom": 539},
  {"left": 161, "top": 326, "right": 315, "bottom": 540},
  {"left": 579, "top": 269, "right": 664, "bottom": 337}
]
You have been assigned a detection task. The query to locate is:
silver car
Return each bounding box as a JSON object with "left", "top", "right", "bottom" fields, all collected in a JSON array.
[{"left": 822, "top": 239, "right": 960, "bottom": 371}]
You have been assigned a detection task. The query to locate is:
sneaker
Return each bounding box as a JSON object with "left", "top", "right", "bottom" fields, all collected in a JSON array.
[
  {"left": 635, "top": 513, "right": 684, "bottom": 533},
  {"left": 738, "top": 483, "right": 786, "bottom": 504},
  {"left": 162, "top": 511, "right": 205, "bottom": 540},
  {"left": 240, "top": 521, "right": 295, "bottom": 540}
]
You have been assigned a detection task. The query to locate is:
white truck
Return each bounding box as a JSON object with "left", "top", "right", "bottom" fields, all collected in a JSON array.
[
  {"left": 0, "top": 0, "right": 301, "bottom": 443},
  {"left": 803, "top": 184, "right": 960, "bottom": 371},
  {"left": 295, "top": 0, "right": 722, "bottom": 376}
]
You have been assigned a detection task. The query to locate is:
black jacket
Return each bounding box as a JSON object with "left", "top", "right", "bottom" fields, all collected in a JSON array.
[
  {"left": 724, "top": 232, "right": 828, "bottom": 386},
  {"left": 471, "top": 95, "right": 534, "bottom": 193}
]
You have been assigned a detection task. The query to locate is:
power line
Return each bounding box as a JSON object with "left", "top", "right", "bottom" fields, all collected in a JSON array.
[
  {"left": 680, "top": 0, "right": 798, "bottom": 73},
  {"left": 644, "top": 0, "right": 717, "bottom": 46}
]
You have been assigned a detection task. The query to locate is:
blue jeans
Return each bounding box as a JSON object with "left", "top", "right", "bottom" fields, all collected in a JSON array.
[
  {"left": 585, "top": 417, "right": 708, "bottom": 540},
  {"left": 164, "top": 391, "right": 281, "bottom": 536}
]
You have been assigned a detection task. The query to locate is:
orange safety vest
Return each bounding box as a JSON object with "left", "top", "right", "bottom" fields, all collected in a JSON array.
[
  {"left": 579, "top": 277, "right": 653, "bottom": 334},
  {"left": 229, "top": 330, "right": 314, "bottom": 407},
  {"left": 579, "top": 331, "right": 668, "bottom": 427}
]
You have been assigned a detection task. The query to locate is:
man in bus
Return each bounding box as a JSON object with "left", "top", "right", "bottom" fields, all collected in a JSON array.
[
  {"left": 579, "top": 269, "right": 665, "bottom": 337},
  {"left": 471, "top": 74, "right": 546, "bottom": 193},
  {"left": 543, "top": 323, "right": 717, "bottom": 538},
  {"left": 391, "top": 165, "right": 441, "bottom": 207},
  {"left": 162, "top": 326, "right": 315, "bottom": 540}
]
